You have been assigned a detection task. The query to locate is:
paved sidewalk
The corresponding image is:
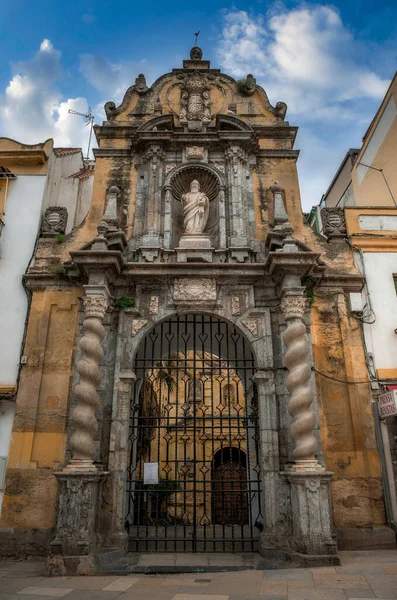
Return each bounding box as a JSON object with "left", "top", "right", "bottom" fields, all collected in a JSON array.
[{"left": 1, "top": 550, "right": 397, "bottom": 600}]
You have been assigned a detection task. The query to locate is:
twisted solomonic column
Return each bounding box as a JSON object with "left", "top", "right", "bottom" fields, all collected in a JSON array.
[
  {"left": 64, "top": 295, "right": 107, "bottom": 472},
  {"left": 281, "top": 295, "right": 324, "bottom": 473}
]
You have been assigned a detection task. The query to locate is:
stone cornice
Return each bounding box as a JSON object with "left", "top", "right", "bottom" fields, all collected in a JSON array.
[
  {"left": 70, "top": 250, "right": 125, "bottom": 279},
  {"left": 93, "top": 148, "right": 132, "bottom": 158},
  {"left": 116, "top": 262, "right": 266, "bottom": 285},
  {"left": 266, "top": 251, "right": 321, "bottom": 277},
  {"left": 258, "top": 149, "right": 300, "bottom": 159},
  {"left": 316, "top": 273, "right": 364, "bottom": 293}
]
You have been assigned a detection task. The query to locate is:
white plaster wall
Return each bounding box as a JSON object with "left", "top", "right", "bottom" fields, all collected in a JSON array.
[
  {"left": 362, "top": 252, "right": 397, "bottom": 371},
  {"left": 42, "top": 153, "right": 85, "bottom": 233},
  {"left": 0, "top": 401, "right": 15, "bottom": 515},
  {"left": 75, "top": 175, "right": 93, "bottom": 227},
  {"left": 0, "top": 175, "right": 46, "bottom": 385}
]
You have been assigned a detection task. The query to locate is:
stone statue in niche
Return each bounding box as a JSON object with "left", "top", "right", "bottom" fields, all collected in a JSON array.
[{"left": 181, "top": 180, "right": 209, "bottom": 234}]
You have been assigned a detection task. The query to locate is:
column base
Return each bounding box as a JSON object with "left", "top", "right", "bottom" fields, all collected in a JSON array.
[
  {"left": 62, "top": 459, "right": 99, "bottom": 473},
  {"left": 289, "top": 459, "right": 326, "bottom": 473},
  {"left": 51, "top": 471, "right": 108, "bottom": 556},
  {"left": 283, "top": 470, "right": 338, "bottom": 557}
]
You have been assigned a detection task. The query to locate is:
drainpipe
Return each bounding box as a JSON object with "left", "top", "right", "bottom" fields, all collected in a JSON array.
[{"left": 372, "top": 403, "right": 397, "bottom": 533}]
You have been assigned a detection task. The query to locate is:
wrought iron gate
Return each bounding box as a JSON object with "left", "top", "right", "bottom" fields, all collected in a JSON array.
[{"left": 126, "top": 314, "right": 263, "bottom": 552}]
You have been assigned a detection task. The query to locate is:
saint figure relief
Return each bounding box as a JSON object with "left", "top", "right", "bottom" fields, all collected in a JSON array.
[{"left": 181, "top": 180, "right": 209, "bottom": 235}]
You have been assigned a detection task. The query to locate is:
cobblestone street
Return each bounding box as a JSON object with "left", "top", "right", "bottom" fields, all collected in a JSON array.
[{"left": 1, "top": 550, "right": 397, "bottom": 600}]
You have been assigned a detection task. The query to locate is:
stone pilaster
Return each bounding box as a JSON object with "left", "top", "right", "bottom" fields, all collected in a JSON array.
[
  {"left": 64, "top": 291, "right": 108, "bottom": 472},
  {"left": 280, "top": 293, "right": 323, "bottom": 473},
  {"left": 52, "top": 288, "right": 109, "bottom": 557}
]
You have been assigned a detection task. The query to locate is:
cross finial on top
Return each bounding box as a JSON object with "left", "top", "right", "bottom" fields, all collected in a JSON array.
[{"left": 194, "top": 31, "right": 200, "bottom": 46}]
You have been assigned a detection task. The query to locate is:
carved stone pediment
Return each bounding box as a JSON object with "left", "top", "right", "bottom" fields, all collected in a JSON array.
[{"left": 173, "top": 278, "right": 216, "bottom": 302}]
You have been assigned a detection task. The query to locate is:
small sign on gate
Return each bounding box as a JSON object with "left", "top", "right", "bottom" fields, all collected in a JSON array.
[
  {"left": 144, "top": 462, "right": 159, "bottom": 485},
  {"left": 378, "top": 390, "right": 397, "bottom": 419}
]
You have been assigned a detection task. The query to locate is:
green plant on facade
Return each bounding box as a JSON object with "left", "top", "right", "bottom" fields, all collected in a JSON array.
[
  {"left": 55, "top": 233, "right": 64, "bottom": 243},
  {"left": 117, "top": 296, "right": 136, "bottom": 309},
  {"left": 302, "top": 277, "right": 316, "bottom": 305}
]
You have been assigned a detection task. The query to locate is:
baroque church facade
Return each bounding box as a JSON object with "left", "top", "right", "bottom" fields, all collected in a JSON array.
[{"left": 0, "top": 46, "right": 393, "bottom": 568}]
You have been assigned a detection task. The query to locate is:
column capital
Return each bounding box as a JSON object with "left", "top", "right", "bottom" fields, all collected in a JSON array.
[
  {"left": 82, "top": 295, "right": 108, "bottom": 320},
  {"left": 280, "top": 294, "right": 308, "bottom": 320}
]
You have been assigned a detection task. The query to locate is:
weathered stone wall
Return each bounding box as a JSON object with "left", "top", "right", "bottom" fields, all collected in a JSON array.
[
  {"left": 311, "top": 294, "right": 385, "bottom": 529},
  {"left": 0, "top": 288, "right": 81, "bottom": 556}
]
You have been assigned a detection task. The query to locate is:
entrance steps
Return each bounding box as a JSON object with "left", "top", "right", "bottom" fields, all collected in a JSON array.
[{"left": 93, "top": 551, "right": 281, "bottom": 574}]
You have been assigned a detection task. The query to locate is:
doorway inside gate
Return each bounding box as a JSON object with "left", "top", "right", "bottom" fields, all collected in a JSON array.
[{"left": 125, "top": 314, "right": 263, "bottom": 552}]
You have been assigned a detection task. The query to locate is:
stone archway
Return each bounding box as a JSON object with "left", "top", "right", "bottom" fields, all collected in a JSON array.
[{"left": 125, "top": 312, "right": 263, "bottom": 552}]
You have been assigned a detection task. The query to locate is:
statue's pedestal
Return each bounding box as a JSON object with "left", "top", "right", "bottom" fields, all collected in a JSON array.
[{"left": 176, "top": 233, "right": 214, "bottom": 262}]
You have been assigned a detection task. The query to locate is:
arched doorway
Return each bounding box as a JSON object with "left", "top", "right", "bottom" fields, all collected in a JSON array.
[
  {"left": 212, "top": 447, "right": 249, "bottom": 526},
  {"left": 125, "top": 313, "right": 262, "bottom": 552}
]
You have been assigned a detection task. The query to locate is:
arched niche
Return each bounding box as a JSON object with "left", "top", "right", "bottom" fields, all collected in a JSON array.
[{"left": 165, "top": 163, "right": 225, "bottom": 250}]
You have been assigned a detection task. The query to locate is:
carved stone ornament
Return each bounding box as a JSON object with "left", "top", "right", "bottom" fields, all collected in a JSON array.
[
  {"left": 186, "top": 146, "right": 205, "bottom": 160},
  {"left": 241, "top": 318, "right": 258, "bottom": 337},
  {"left": 280, "top": 295, "right": 307, "bottom": 320},
  {"left": 180, "top": 71, "right": 211, "bottom": 124},
  {"left": 231, "top": 296, "right": 241, "bottom": 316},
  {"left": 149, "top": 296, "right": 159, "bottom": 315},
  {"left": 42, "top": 206, "right": 68, "bottom": 235},
  {"left": 321, "top": 207, "right": 347, "bottom": 240},
  {"left": 82, "top": 296, "right": 108, "bottom": 320},
  {"left": 174, "top": 278, "right": 216, "bottom": 302},
  {"left": 239, "top": 73, "right": 256, "bottom": 96},
  {"left": 209, "top": 161, "right": 225, "bottom": 174},
  {"left": 135, "top": 73, "right": 148, "bottom": 94},
  {"left": 165, "top": 163, "right": 177, "bottom": 174},
  {"left": 131, "top": 318, "right": 148, "bottom": 336}
]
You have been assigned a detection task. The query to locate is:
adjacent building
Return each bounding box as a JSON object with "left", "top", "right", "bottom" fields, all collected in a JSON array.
[
  {"left": 310, "top": 71, "right": 397, "bottom": 532},
  {"left": 0, "top": 48, "right": 394, "bottom": 568},
  {"left": 0, "top": 139, "right": 94, "bottom": 516}
]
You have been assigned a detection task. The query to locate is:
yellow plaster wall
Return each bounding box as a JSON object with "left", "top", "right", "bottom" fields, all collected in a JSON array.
[
  {"left": 311, "top": 294, "right": 385, "bottom": 527},
  {"left": 345, "top": 207, "right": 397, "bottom": 251},
  {"left": 0, "top": 288, "right": 81, "bottom": 531}
]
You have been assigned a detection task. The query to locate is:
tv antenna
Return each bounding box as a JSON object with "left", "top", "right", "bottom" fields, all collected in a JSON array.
[{"left": 67, "top": 108, "right": 94, "bottom": 159}]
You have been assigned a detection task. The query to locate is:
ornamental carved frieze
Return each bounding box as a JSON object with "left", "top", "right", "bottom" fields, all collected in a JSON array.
[
  {"left": 321, "top": 207, "right": 346, "bottom": 241},
  {"left": 82, "top": 295, "right": 108, "bottom": 320},
  {"left": 180, "top": 71, "right": 211, "bottom": 127},
  {"left": 149, "top": 296, "right": 159, "bottom": 315},
  {"left": 186, "top": 146, "right": 205, "bottom": 160},
  {"left": 131, "top": 319, "right": 148, "bottom": 336},
  {"left": 241, "top": 318, "right": 258, "bottom": 337},
  {"left": 280, "top": 295, "right": 307, "bottom": 320},
  {"left": 173, "top": 278, "right": 216, "bottom": 302},
  {"left": 42, "top": 206, "right": 68, "bottom": 235}
]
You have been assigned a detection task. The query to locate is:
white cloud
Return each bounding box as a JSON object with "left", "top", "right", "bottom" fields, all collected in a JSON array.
[
  {"left": 80, "top": 54, "right": 157, "bottom": 104},
  {"left": 217, "top": 6, "right": 389, "bottom": 115},
  {"left": 0, "top": 39, "right": 91, "bottom": 149},
  {"left": 215, "top": 6, "right": 392, "bottom": 208}
]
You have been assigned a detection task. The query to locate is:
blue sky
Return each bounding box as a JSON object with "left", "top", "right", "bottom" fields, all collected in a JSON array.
[{"left": 0, "top": 0, "right": 396, "bottom": 209}]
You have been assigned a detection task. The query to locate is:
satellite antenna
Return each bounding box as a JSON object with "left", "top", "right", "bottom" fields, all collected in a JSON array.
[{"left": 67, "top": 107, "right": 95, "bottom": 160}]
